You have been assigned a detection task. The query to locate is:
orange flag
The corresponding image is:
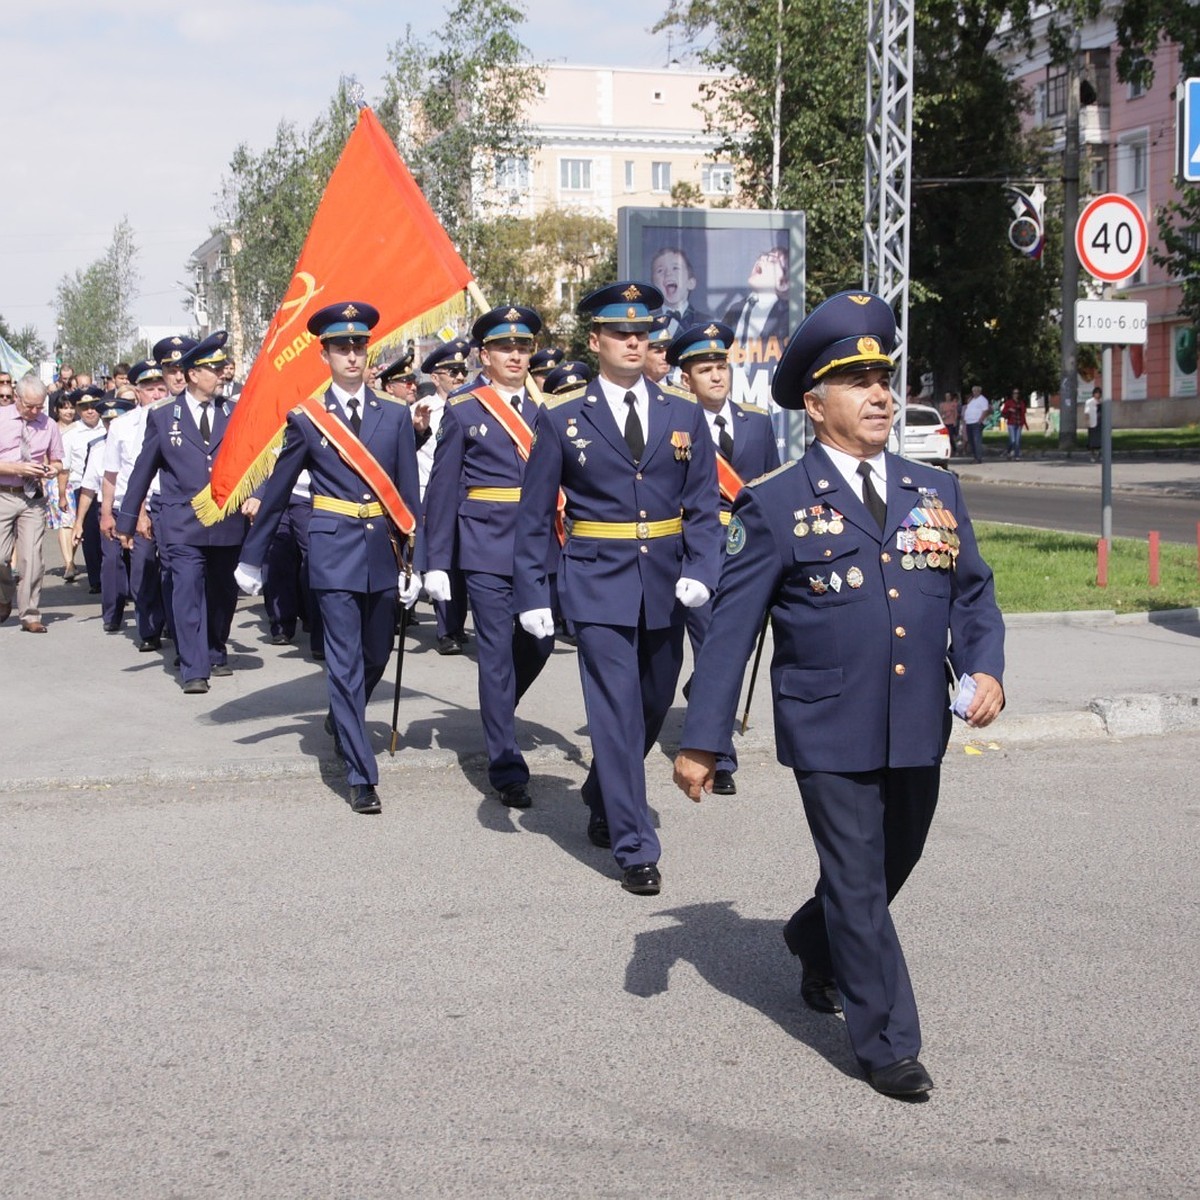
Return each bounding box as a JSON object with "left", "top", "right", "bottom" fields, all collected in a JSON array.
[{"left": 194, "top": 106, "right": 473, "bottom": 522}]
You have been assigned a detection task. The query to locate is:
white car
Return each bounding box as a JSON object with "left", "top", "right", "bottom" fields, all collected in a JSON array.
[{"left": 895, "top": 403, "right": 952, "bottom": 462}]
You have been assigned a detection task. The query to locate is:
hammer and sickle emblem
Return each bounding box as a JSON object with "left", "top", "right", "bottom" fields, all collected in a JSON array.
[{"left": 264, "top": 272, "right": 325, "bottom": 355}]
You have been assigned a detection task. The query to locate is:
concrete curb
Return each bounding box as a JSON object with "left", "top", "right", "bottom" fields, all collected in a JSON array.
[{"left": 1004, "top": 607, "right": 1200, "bottom": 628}]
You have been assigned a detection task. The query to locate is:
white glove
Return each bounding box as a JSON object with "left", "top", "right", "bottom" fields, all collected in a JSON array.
[
  {"left": 675, "top": 577, "right": 711, "bottom": 609},
  {"left": 425, "top": 569, "right": 452, "bottom": 603},
  {"left": 398, "top": 571, "right": 422, "bottom": 609},
  {"left": 235, "top": 562, "right": 263, "bottom": 596},
  {"left": 519, "top": 608, "right": 555, "bottom": 639}
]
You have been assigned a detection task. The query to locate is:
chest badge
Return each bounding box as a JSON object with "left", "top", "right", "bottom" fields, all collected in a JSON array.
[
  {"left": 808, "top": 574, "right": 828, "bottom": 595},
  {"left": 671, "top": 430, "right": 692, "bottom": 461}
]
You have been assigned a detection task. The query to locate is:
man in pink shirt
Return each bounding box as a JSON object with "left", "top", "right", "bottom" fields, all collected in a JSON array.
[{"left": 0, "top": 375, "right": 66, "bottom": 632}]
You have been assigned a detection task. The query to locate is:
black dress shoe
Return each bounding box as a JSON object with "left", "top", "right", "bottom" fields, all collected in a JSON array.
[
  {"left": 350, "top": 784, "right": 382, "bottom": 815},
  {"left": 587, "top": 815, "right": 611, "bottom": 848},
  {"left": 498, "top": 782, "right": 532, "bottom": 809},
  {"left": 311, "top": 647, "right": 325, "bottom": 661},
  {"left": 436, "top": 635, "right": 463, "bottom": 656},
  {"left": 868, "top": 1057, "right": 933, "bottom": 1098},
  {"left": 211, "top": 663, "right": 233, "bottom": 677},
  {"left": 103, "top": 622, "right": 120, "bottom": 633},
  {"left": 801, "top": 970, "right": 843, "bottom": 1014},
  {"left": 182, "top": 678, "right": 209, "bottom": 695},
  {"left": 621, "top": 863, "right": 661, "bottom": 895},
  {"left": 452, "top": 630, "right": 468, "bottom": 645},
  {"left": 89, "top": 584, "right": 101, "bottom": 594},
  {"left": 712, "top": 769, "right": 737, "bottom": 795},
  {"left": 270, "top": 632, "right": 291, "bottom": 645},
  {"left": 137, "top": 636, "right": 162, "bottom": 652}
]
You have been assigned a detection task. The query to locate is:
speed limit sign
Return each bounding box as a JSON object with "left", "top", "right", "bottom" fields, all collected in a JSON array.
[{"left": 1075, "top": 193, "right": 1148, "bottom": 282}]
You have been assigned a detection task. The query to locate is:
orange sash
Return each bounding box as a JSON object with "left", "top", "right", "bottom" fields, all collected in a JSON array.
[
  {"left": 716, "top": 454, "right": 746, "bottom": 507},
  {"left": 473, "top": 385, "right": 566, "bottom": 546},
  {"left": 295, "top": 396, "right": 416, "bottom": 535}
]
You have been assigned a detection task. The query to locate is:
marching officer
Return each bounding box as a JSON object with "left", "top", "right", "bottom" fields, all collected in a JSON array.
[
  {"left": 117, "top": 332, "right": 248, "bottom": 694},
  {"left": 673, "top": 291, "right": 1005, "bottom": 1097},
  {"left": 528, "top": 346, "right": 565, "bottom": 389},
  {"left": 668, "top": 320, "right": 780, "bottom": 795},
  {"left": 378, "top": 352, "right": 418, "bottom": 408},
  {"left": 236, "top": 302, "right": 422, "bottom": 815},
  {"left": 541, "top": 360, "right": 592, "bottom": 396},
  {"left": 423, "top": 305, "right": 557, "bottom": 808},
  {"left": 644, "top": 314, "right": 673, "bottom": 384},
  {"left": 514, "top": 281, "right": 724, "bottom": 895}
]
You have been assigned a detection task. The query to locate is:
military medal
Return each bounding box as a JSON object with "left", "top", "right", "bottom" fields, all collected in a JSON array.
[
  {"left": 793, "top": 521, "right": 810, "bottom": 537},
  {"left": 901, "top": 554, "right": 915, "bottom": 570},
  {"left": 828, "top": 571, "right": 842, "bottom": 593},
  {"left": 827, "top": 510, "right": 844, "bottom": 535},
  {"left": 914, "top": 553, "right": 928, "bottom": 569},
  {"left": 808, "top": 574, "right": 828, "bottom": 595},
  {"left": 846, "top": 566, "right": 864, "bottom": 588},
  {"left": 671, "top": 430, "right": 692, "bottom": 461},
  {"left": 566, "top": 422, "right": 578, "bottom": 439},
  {"left": 812, "top": 516, "right": 829, "bottom": 536},
  {"left": 927, "top": 550, "right": 941, "bottom": 568}
]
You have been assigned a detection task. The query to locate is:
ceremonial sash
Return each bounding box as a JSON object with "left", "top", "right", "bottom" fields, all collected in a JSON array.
[
  {"left": 472, "top": 385, "right": 565, "bottom": 546},
  {"left": 294, "top": 397, "right": 416, "bottom": 535},
  {"left": 715, "top": 455, "right": 746, "bottom": 507}
]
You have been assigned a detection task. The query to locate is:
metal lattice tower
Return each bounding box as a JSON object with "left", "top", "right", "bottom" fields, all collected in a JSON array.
[{"left": 863, "top": 0, "right": 914, "bottom": 405}]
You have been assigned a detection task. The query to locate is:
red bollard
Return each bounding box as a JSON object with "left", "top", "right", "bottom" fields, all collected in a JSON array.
[
  {"left": 1097, "top": 538, "right": 1108, "bottom": 588},
  {"left": 1149, "top": 530, "right": 1160, "bottom": 587}
]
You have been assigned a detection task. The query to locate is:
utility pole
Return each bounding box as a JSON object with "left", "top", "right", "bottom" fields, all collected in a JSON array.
[{"left": 1059, "top": 32, "right": 1082, "bottom": 447}]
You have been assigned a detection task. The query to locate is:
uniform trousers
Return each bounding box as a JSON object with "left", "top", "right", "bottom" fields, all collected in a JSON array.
[
  {"left": 463, "top": 570, "right": 554, "bottom": 791},
  {"left": 316, "top": 586, "right": 396, "bottom": 787},
  {"left": 684, "top": 599, "right": 737, "bottom": 775},
  {"left": 434, "top": 569, "right": 468, "bottom": 640},
  {"left": 99, "top": 530, "right": 131, "bottom": 627},
  {"left": 576, "top": 616, "right": 685, "bottom": 869},
  {"left": 783, "top": 764, "right": 940, "bottom": 1073},
  {"left": 122, "top": 524, "right": 165, "bottom": 641},
  {"left": 263, "top": 499, "right": 323, "bottom": 655},
  {"left": 74, "top": 487, "right": 102, "bottom": 589},
  {"left": 0, "top": 491, "right": 47, "bottom": 624},
  {"left": 147, "top": 498, "right": 175, "bottom": 641},
  {"left": 167, "top": 543, "right": 240, "bottom": 684}
]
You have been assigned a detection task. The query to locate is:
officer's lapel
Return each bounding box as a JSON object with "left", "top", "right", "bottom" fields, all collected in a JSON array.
[
  {"left": 178, "top": 398, "right": 208, "bottom": 452},
  {"left": 883, "top": 452, "right": 923, "bottom": 537},
  {"left": 580, "top": 383, "right": 632, "bottom": 462},
  {"left": 804, "top": 443, "right": 877, "bottom": 539},
  {"left": 359, "top": 391, "right": 384, "bottom": 444},
  {"left": 642, "top": 385, "right": 672, "bottom": 463},
  {"left": 207, "top": 401, "right": 232, "bottom": 451}
]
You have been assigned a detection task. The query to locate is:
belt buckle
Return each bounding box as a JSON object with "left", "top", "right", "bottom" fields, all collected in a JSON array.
[
  {"left": 635, "top": 520, "right": 650, "bottom": 540},
  {"left": 357, "top": 503, "right": 371, "bottom": 518}
]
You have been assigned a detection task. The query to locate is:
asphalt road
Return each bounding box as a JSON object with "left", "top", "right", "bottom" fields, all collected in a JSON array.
[
  {"left": 960, "top": 479, "right": 1199, "bottom": 544},
  {"left": 3, "top": 732, "right": 1198, "bottom": 1198}
]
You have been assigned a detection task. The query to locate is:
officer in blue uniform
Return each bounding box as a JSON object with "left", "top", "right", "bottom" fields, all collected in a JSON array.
[
  {"left": 669, "top": 320, "right": 780, "bottom": 795},
  {"left": 117, "top": 332, "right": 248, "bottom": 694},
  {"left": 644, "top": 313, "right": 673, "bottom": 384},
  {"left": 423, "top": 305, "right": 557, "bottom": 809},
  {"left": 237, "top": 302, "right": 422, "bottom": 814},
  {"left": 514, "top": 282, "right": 724, "bottom": 895},
  {"left": 541, "top": 361, "right": 592, "bottom": 396},
  {"left": 528, "top": 346, "right": 565, "bottom": 389},
  {"left": 673, "top": 291, "right": 1005, "bottom": 1097}
]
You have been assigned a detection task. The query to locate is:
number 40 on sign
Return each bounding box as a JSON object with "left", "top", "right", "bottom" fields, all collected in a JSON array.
[{"left": 1074, "top": 193, "right": 1149, "bottom": 282}]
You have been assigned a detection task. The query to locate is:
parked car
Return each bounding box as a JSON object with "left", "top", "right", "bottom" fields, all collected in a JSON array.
[{"left": 895, "top": 403, "right": 952, "bottom": 462}]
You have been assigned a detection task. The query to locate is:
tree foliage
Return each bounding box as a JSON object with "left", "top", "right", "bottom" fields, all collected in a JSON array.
[
  {"left": 0, "top": 314, "right": 48, "bottom": 365},
  {"left": 54, "top": 217, "right": 140, "bottom": 373}
]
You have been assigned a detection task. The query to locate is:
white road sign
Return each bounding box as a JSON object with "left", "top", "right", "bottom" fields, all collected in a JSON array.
[
  {"left": 1074, "top": 299, "right": 1148, "bottom": 345},
  {"left": 1074, "top": 194, "right": 1149, "bottom": 282}
]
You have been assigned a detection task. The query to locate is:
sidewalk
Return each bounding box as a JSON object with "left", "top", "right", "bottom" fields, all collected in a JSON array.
[
  {"left": 951, "top": 449, "right": 1200, "bottom": 499},
  {"left": 5, "top": 567, "right": 1199, "bottom": 791}
]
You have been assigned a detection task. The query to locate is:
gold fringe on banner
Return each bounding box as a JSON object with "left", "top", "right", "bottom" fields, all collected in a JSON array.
[
  {"left": 191, "top": 426, "right": 286, "bottom": 526},
  {"left": 369, "top": 293, "right": 468, "bottom": 363}
]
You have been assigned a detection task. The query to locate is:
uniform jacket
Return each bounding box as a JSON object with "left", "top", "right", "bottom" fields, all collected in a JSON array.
[
  {"left": 117, "top": 395, "right": 246, "bottom": 547},
  {"left": 240, "top": 387, "right": 420, "bottom": 594},
  {"left": 513, "top": 377, "right": 724, "bottom": 630},
  {"left": 681, "top": 442, "right": 1005, "bottom": 771},
  {"left": 718, "top": 401, "right": 780, "bottom": 512},
  {"left": 423, "top": 378, "right": 557, "bottom": 577}
]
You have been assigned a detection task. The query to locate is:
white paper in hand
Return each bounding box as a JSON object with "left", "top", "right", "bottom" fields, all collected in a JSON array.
[{"left": 950, "top": 672, "right": 977, "bottom": 720}]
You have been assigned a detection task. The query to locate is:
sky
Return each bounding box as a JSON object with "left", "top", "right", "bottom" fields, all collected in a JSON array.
[{"left": 0, "top": 1, "right": 684, "bottom": 360}]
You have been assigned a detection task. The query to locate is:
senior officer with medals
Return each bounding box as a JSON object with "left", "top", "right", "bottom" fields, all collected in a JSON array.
[
  {"left": 423, "top": 305, "right": 557, "bottom": 809},
  {"left": 514, "top": 282, "right": 724, "bottom": 896},
  {"left": 117, "top": 332, "right": 248, "bottom": 694},
  {"left": 236, "top": 303, "right": 422, "bottom": 815},
  {"left": 669, "top": 320, "right": 780, "bottom": 796},
  {"left": 673, "top": 291, "right": 1005, "bottom": 1097}
]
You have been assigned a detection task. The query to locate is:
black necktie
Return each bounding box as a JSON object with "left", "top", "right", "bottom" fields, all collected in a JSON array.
[
  {"left": 623, "top": 392, "right": 644, "bottom": 461},
  {"left": 714, "top": 414, "right": 734, "bottom": 461},
  {"left": 198, "top": 401, "right": 211, "bottom": 444},
  {"left": 347, "top": 397, "right": 361, "bottom": 435},
  {"left": 511, "top": 394, "right": 523, "bottom": 415},
  {"left": 857, "top": 460, "right": 887, "bottom": 531}
]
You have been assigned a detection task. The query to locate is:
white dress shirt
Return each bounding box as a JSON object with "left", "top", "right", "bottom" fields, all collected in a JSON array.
[
  {"left": 597, "top": 374, "right": 649, "bottom": 437},
  {"left": 819, "top": 441, "right": 888, "bottom": 503}
]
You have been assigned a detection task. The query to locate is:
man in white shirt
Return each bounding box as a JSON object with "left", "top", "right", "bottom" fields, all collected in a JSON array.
[
  {"left": 962, "top": 385, "right": 990, "bottom": 463},
  {"left": 59, "top": 387, "right": 107, "bottom": 592}
]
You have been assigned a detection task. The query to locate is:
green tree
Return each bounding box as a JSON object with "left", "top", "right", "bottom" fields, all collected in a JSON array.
[
  {"left": 55, "top": 217, "right": 140, "bottom": 372},
  {"left": 0, "top": 314, "right": 48, "bottom": 365}
]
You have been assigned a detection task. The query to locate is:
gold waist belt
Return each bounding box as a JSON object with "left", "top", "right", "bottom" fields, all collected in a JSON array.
[
  {"left": 569, "top": 517, "right": 683, "bottom": 540},
  {"left": 466, "top": 486, "right": 522, "bottom": 502},
  {"left": 312, "top": 495, "right": 384, "bottom": 519}
]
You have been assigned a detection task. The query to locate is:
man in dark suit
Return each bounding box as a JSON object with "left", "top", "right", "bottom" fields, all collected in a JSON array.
[
  {"left": 236, "top": 302, "right": 422, "bottom": 814},
  {"left": 117, "top": 332, "right": 248, "bottom": 694},
  {"left": 722, "top": 246, "right": 791, "bottom": 352},
  {"left": 514, "top": 282, "right": 724, "bottom": 895},
  {"left": 423, "top": 305, "right": 557, "bottom": 809},
  {"left": 674, "top": 291, "right": 1005, "bottom": 1097},
  {"left": 668, "top": 320, "right": 781, "bottom": 795}
]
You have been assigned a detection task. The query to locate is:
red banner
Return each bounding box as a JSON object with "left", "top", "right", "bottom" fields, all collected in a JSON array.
[{"left": 194, "top": 107, "right": 473, "bottom": 522}]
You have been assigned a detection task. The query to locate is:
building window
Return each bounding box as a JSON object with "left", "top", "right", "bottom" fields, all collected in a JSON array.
[
  {"left": 495, "top": 155, "right": 531, "bottom": 194},
  {"left": 651, "top": 161, "right": 672, "bottom": 193},
  {"left": 652, "top": 89, "right": 664, "bottom": 102},
  {"left": 1045, "top": 68, "right": 1067, "bottom": 119},
  {"left": 560, "top": 158, "right": 593, "bottom": 191},
  {"left": 624, "top": 160, "right": 635, "bottom": 192},
  {"left": 1118, "top": 134, "right": 1148, "bottom": 195},
  {"left": 702, "top": 163, "right": 734, "bottom": 195},
  {"left": 1087, "top": 149, "right": 1108, "bottom": 195}
]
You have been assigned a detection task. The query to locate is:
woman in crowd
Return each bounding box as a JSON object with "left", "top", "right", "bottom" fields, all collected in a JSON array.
[
  {"left": 1001, "top": 387, "right": 1027, "bottom": 460},
  {"left": 48, "top": 392, "right": 79, "bottom": 581}
]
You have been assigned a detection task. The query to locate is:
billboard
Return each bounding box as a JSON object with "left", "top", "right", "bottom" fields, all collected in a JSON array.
[{"left": 618, "top": 207, "right": 807, "bottom": 454}]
